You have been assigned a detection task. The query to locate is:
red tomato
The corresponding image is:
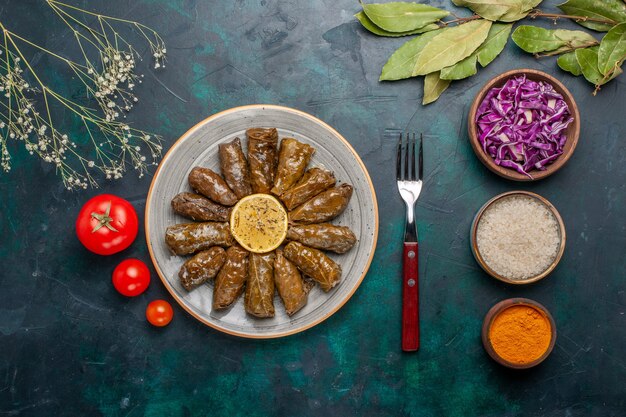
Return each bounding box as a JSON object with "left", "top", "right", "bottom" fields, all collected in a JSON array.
[
  {"left": 76, "top": 194, "right": 138, "bottom": 255},
  {"left": 112, "top": 259, "right": 151, "bottom": 297},
  {"left": 146, "top": 300, "right": 173, "bottom": 327}
]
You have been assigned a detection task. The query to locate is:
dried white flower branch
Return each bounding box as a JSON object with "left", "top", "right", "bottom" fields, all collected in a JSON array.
[{"left": 0, "top": 0, "right": 166, "bottom": 190}]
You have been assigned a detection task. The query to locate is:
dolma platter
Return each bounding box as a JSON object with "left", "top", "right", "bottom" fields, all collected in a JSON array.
[{"left": 145, "top": 105, "right": 378, "bottom": 338}]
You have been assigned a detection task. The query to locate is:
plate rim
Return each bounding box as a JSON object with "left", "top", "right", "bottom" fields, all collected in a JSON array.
[{"left": 145, "top": 104, "right": 379, "bottom": 339}]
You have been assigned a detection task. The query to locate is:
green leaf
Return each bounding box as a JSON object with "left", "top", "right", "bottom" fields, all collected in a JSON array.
[
  {"left": 558, "top": 0, "right": 626, "bottom": 32},
  {"left": 576, "top": 46, "right": 622, "bottom": 89},
  {"left": 440, "top": 55, "right": 478, "bottom": 80},
  {"left": 557, "top": 51, "right": 583, "bottom": 76},
  {"left": 598, "top": 22, "right": 626, "bottom": 75},
  {"left": 607, "top": 64, "right": 624, "bottom": 84},
  {"left": 412, "top": 19, "right": 492, "bottom": 76},
  {"left": 476, "top": 23, "right": 513, "bottom": 66},
  {"left": 422, "top": 72, "right": 451, "bottom": 105},
  {"left": 439, "top": 23, "right": 511, "bottom": 80},
  {"left": 380, "top": 29, "right": 444, "bottom": 80},
  {"left": 451, "top": 0, "right": 541, "bottom": 22},
  {"left": 576, "top": 47, "right": 605, "bottom": 84},
  {"left": 362, "top": 2, "right": 449, "bottom": 33},
  {"left": 355, "top": 11, "right": 439, "bottom": 37},
  {"left": 451, "top": 0, "right": 509, "bottom": 21},
  {"left": 503, "top": 0, "right": 544, "bottom": 21},
  {"left": 512, "top": 25, "right": 598, "bottom": 55}
]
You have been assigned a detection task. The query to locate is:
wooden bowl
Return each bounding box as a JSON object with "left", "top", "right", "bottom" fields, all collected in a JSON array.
[
  {"left": 470, "top": 191, "right": 566, "bottom": 285},
  {"left": 468, "top": 69, "right": 580, "bottom": 181},
  {"left": 482, "top": 298, "right": 557, "bottom": 369}
]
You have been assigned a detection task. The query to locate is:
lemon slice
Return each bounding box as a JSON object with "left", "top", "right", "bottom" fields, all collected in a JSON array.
[{"left": 230, "top": 194, "right": 288, "bottom": 253}]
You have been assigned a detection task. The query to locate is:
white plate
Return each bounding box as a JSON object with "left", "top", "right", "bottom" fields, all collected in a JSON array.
[{"left": 145, "top": 105, "right": 378, "bottom": 338}]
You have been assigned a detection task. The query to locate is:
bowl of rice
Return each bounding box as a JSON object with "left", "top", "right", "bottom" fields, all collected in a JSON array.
[{"left": 470, "top": 191, "right": 566, "bottom": 284}]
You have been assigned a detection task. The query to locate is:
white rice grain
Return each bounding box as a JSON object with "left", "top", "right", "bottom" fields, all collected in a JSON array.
[{"left": 476, "top": 195, "right": 560, "bottom": 280}]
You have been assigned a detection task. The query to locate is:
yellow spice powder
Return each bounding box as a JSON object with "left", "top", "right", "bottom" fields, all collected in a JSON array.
[{"left": 489, "top": 305, "right": 552, "bottom": 364}]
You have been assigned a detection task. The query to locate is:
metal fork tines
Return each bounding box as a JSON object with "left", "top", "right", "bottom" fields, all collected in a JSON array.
[{"left": 396, "top": 132, "right": 423, "bottom": 243}]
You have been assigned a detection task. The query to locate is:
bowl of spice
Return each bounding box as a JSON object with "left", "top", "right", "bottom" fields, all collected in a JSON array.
[
  {"left": 468, "top": 69, "right": 580, "bottom": 181},
  {"left": 471, "top": 191, "right": 565, "bottom": 284},
  {"left": 482, "top": 298, "right": 556, "bottom": 369}
]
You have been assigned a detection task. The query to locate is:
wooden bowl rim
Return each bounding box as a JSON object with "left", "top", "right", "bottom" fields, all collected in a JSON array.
[
  {"left": 481, "top": 298, "right": 557, "bottom": 369},
  {"left": 468, "top": 68, "right": 581, "bottom": 182},
  {"left": 470, "top": 190, "right": 566, "bottom": 285}
]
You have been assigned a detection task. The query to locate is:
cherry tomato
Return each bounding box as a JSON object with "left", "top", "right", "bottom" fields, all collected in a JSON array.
[
  {"left": 112, "top": 259, "right": 151, "bottom": 297},
  {"left": 146, "top": 300, "right": 173, "bottom": 327},
  {"left": 76, "top": 194, "right": 138, "bottom": 255}
]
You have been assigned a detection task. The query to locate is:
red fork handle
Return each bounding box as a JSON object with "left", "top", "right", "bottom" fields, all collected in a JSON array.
[{"left": 402, "top": 242, "right": 419, "bottom": 351}]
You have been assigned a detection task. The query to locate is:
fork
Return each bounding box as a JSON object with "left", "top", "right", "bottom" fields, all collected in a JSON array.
[{"left": 396, "top": 132, "right": 423, "bottom": 352}]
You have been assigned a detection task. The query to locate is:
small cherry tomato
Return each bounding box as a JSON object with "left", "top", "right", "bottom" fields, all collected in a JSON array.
[
  {"left": 146, "top": 300, "right": 173, "bottom": 327},
  {"left": 76, "top": 194, "right": 138, "bottom": 255},
  {"left": 112, "top": 259, "right": 151, "bottom": 297}
]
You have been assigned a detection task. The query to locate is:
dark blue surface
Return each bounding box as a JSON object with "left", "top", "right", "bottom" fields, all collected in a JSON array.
[{"left": 0, "top": 0, "right": 624, "bottom": 416}]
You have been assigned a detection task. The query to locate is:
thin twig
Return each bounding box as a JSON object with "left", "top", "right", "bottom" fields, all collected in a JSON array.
[
  {"left": 528, "top": 9, "right": 619, "bottom": 26},
  {"left": 439, "top": 14, "right": 481, "bottom": 27}
]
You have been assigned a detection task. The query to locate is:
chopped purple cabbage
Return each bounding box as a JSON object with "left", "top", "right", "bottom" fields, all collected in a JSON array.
[{"left": 475, "top": 75, "right": 574, "bottom": 179}]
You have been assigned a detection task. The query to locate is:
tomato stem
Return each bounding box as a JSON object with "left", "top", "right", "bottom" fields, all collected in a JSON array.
[{"left": 91, "top": 201, "right": 119, "bottom": 233}]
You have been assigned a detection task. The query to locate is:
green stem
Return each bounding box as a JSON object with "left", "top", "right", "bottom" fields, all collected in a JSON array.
[
  {"left": 3, "top": 28, "right": 88, "bottom": 70},
  {"left": 1, "top": 27, "right": 13, "bottom": 143},
  {"left": 49, "top": 3, "right": 107, "bottom": 52},
  {"left": 48, "top": 0, "right": 165, "bottom": 46},
  {"left": 47, "top": 1, "right": 108, "bottom": 48},
  {"left": 2, "top": 25, "right": 99, "bottom": 88}
]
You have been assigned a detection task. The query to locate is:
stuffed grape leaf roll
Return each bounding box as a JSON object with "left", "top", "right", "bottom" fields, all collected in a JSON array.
[
  {"left": 188, "top": 167, "right": 238, "bottom": 206},
  {"left": 271, "top": 138, "right": 315, "bottom": 196},
  {"left": 171, "top": 192, "right": 231, "bottom": 222},
  {"left": 219, "top": 137, "right": 252, "bottom": 199},
  {"left": 283, "top": 242, "right": 342, "bottom": 292},
  {"left": 165, "top": 222, "right": 233, "bottom": 255},
  {"left": 288, "top": 184, "right": 353, "bottom": 224},
  {"left": 245, "top": 252, "right": 276, "bottom": 318},
  {"left": 178, "top": 247, "right": 226, "bottom": 291},
  {"left": 280, "top": 167, "right": 336, "bottom": 210},
  {"left": 213, "top": 245, "right": 249, "bottom": 310},
  {"left": 274, "top": 249, "right": 312, "bottom": 316},
  {"left": 246, "top": 128, "right": 278, "bottom": 194},
  {"left": 286, "top": 223, "right": 357, "bottom": 254}
]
